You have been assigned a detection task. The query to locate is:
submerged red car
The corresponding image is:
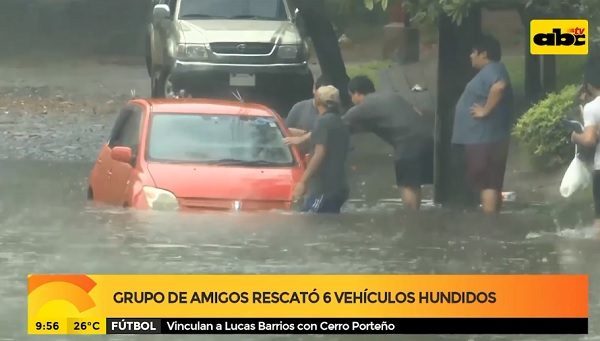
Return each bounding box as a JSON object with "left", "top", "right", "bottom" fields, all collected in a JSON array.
[{"left": 88, "top": 98, "right": 306, "bottom": 211}]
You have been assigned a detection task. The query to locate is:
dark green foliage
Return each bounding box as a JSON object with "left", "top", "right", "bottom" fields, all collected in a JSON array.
[{"left": 512, "top": 84, "right": 581, "bottom": 170}]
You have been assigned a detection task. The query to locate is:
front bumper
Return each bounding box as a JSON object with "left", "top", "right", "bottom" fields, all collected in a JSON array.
[
  {"left": 168, "top": 60, "right": 311, "bottom": 85},
  {"left": 177, "top": 197, "right": 292, "bottom": 212}
]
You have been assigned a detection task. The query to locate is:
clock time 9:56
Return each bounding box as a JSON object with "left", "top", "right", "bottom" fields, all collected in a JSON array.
[{"left": 36, "top": 321, "right": 59, "bottom": 331}]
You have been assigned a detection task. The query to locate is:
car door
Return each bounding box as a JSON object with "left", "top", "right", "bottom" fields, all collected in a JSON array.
[
  {"left": 106, "top": 106, "right": 143, "bottom": 205},
  {"left": 91, "top": 108, "right": 132, "bottom": 204},
  {"left": 90, "top": 144, "right": 113, "bottom": 203}
]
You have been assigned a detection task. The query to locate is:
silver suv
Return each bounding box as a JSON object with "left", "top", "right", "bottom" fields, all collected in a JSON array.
[{"left": 146, "top": 0, "right": 314, "bottom": 114}]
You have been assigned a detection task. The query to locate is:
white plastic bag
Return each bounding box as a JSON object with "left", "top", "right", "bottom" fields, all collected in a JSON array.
[{"left": 560, "top": 146, "right": 592, "bottom": 198}]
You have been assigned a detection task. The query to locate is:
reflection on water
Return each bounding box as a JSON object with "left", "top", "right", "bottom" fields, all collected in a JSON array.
[{"left": 0, "top": 159, "right": 598, "bottom": 340}]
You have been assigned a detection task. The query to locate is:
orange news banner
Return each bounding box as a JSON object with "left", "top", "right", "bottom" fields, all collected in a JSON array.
[{"left": 28, "top": 274, "right": 588, "bottom": 320}]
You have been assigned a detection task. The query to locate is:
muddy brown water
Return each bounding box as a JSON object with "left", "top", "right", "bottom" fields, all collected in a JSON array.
[
  {"left": 0, "top": 62, "right": 599, "bottom": 341},
  {"left": 0, "top": 154, "right": 598, "bottom": 340}
]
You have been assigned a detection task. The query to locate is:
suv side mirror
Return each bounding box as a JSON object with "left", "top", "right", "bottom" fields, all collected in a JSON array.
[
  {"left": 111, "top": 146, "right": 133, "bottom": 165},
  {"left": 292, "top": 8, "right": 299, "bottom": 22},
  {"left": 153, "top": 4, "right": 170, "bottom": 20}
]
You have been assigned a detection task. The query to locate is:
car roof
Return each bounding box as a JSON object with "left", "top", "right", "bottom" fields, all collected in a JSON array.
[{"left": 133, "top": 98, "right": 278, "bottom": 117}]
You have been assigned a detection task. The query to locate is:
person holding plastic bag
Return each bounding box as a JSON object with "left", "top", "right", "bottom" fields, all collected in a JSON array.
[{"left": 570, "top": 61, "right": 600, "bottom": 233}]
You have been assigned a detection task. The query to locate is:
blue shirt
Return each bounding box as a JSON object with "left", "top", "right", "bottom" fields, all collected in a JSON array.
[{"left": 451, "top": 62, "right": 514, "bottom": 144}]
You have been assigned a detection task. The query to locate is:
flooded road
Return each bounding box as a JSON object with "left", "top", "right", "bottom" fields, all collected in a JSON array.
[
  {"left": 0, "top": 158, "right": 599, "bottom": 341},
  {"left": 0, "top": 61, "right": 598, "bottom": 341}
]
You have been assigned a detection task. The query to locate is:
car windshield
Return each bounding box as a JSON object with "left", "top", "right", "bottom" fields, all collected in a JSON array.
[
  {"left": 178, "top": 0, "right": 287, "bottom": 20},
  {"left": 148, "top": 113, "right": 295, "bottom": 166}
]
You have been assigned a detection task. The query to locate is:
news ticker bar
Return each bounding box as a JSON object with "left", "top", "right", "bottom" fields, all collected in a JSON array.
[
  {"left": 103, "top": 318, "right": 588, "bottom": 335},
  {"left": 28, "top": 274, "right": 589, "bottom": 335}
]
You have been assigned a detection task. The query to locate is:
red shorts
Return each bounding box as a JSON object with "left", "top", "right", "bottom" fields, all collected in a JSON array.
[{"left": 464, "top": 140, "right": 509, "bottom": 191}]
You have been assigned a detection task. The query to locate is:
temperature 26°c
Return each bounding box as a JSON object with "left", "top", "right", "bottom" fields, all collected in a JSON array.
[{"left": 74, "top": 321, "right": 101, "bottom": 331}]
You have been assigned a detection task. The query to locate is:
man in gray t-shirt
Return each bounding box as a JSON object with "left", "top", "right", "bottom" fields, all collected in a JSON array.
[
  {"left": 451, "top": 35, "right": 514, "bottom": 214},
  {"left": 343, "top": 76, "right": 433, "bottom": 211},
  {"left": 285, "top": 75, "right": 333, "bottom": 155}
]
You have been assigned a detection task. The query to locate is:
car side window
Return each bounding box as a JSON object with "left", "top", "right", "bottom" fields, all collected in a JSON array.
[{"left": 109, "top": 108, "right": 142, "bottom": 152}]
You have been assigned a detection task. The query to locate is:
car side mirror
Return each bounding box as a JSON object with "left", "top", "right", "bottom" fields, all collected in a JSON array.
[
  {"left": 111, "top": 146, "right": 133, "bottom": 165},
  {"left": 292, "top": 8, "right": 299, "bottom": 22},
  {"left": 153, "top": 4, "right": 170, "bottom": 20}
]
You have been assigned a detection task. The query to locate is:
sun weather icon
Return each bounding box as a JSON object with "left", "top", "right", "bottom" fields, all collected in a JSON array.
[{"left": 28, "top": 274, "right": 97, "bottom": 317}]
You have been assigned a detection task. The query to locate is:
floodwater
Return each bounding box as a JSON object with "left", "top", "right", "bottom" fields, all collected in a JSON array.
[
  {"left": 0, "top": 58, "right": 598, "bottom": 341},
  {"left": 0, "top": 156, "right": 599, "bottom": 341}
]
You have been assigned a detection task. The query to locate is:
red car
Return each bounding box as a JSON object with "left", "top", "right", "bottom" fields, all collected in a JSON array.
[{"left": 87, "top": 98, "right": 306, "bottom": 212}]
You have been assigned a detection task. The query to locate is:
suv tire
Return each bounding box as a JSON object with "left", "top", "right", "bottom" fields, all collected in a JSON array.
[{"left": 151, "top": 69, "right": 174, "bottom": 98}]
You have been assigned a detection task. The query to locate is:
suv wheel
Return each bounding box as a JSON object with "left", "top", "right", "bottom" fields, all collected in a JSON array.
[
  {"left": 164, "top": 74, "right": 175, "bottom": 98},
  {"left": 151, "top": 70, "right": 175, "bottom": 98}
]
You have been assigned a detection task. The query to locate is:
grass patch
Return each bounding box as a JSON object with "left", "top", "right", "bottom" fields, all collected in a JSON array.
[
  {"left": 556, "top": 55, "right": 588, "bottom": 88},
  {"left": 505, "top": 55, "right": 588, "bottom": 92},
  {"left": 346, "top": 60, "right": 393, "bottom": 87},
  {"left": 503, "top": 54, "right": 587, "bottom": 111},
  {"left": 344, "top": 23, "right": 384, "bottom": 43},
  {"left": 503, "top": 55, "right": 525, "bottom": 102}
]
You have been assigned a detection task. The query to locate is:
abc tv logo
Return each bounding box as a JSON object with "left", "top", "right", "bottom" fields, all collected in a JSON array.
[
  {"left": 530, "top": 20, "right": 589, "bottom": 55},
  {"left": 534, "top": 28, "right": 586, "bottom": 46}
]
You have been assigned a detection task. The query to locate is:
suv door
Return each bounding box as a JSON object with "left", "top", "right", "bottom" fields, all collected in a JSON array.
[{"left": 105, "top": 106, "right": 143, "bottom": 205}]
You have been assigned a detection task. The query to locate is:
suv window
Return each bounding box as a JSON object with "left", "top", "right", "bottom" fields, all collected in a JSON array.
[
  {"left": 178, "top": 0, "right": 287, "bottom": 20},
  {"left": 109, "top": 108, "right": 142, "bottom": 152}
]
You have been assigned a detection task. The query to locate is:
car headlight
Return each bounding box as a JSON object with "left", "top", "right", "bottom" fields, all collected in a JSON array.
[
  {"left": 277, "top": 45, "right": 299, "bottom": 60},
  {"left": 143, "top": 186, "right": 179, "bottom": 211},
  {"left": 177, "top": 44, "right": 209, "bottom": 61}
]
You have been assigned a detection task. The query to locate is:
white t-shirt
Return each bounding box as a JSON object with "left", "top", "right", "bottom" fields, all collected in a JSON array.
[{"left": 582, "top": 96, "right": 600, "bottom": 169}]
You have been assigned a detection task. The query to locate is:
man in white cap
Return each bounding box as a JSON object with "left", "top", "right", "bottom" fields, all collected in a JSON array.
[{"left": 293, "top": 85, "right": 351, "bottom": 214}]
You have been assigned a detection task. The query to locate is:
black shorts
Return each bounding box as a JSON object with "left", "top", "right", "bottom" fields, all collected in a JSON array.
[
  {"left": 464, "top": 140, "right": 509, "bottom": 191},
  {"left": 394, "top": 140, "right": 434, "bottom": 188},
  {"left": 593, "top": 171, "right": 600, "bottom": 218}
]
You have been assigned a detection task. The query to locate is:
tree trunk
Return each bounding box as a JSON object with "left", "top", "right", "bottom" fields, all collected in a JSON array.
[
  {"left": 293, "top": 0, "right": 351, "bottom": 109},
  {"left": 525, "top": 55, "right": 543, "bottom": 104},
  {"left": 434, "top": 7, "right": 482, "bottom": 208},
  {"left": 541, "top": 55, "right": 556, "bottom": 95},
  {"left": 519, "top": 6, "right": 543, "bottom": 104}
]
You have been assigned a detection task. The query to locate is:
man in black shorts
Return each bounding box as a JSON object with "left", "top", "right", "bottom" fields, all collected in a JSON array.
[{"left": 342, "top": 76, "right": 433, "bottom": 210}]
